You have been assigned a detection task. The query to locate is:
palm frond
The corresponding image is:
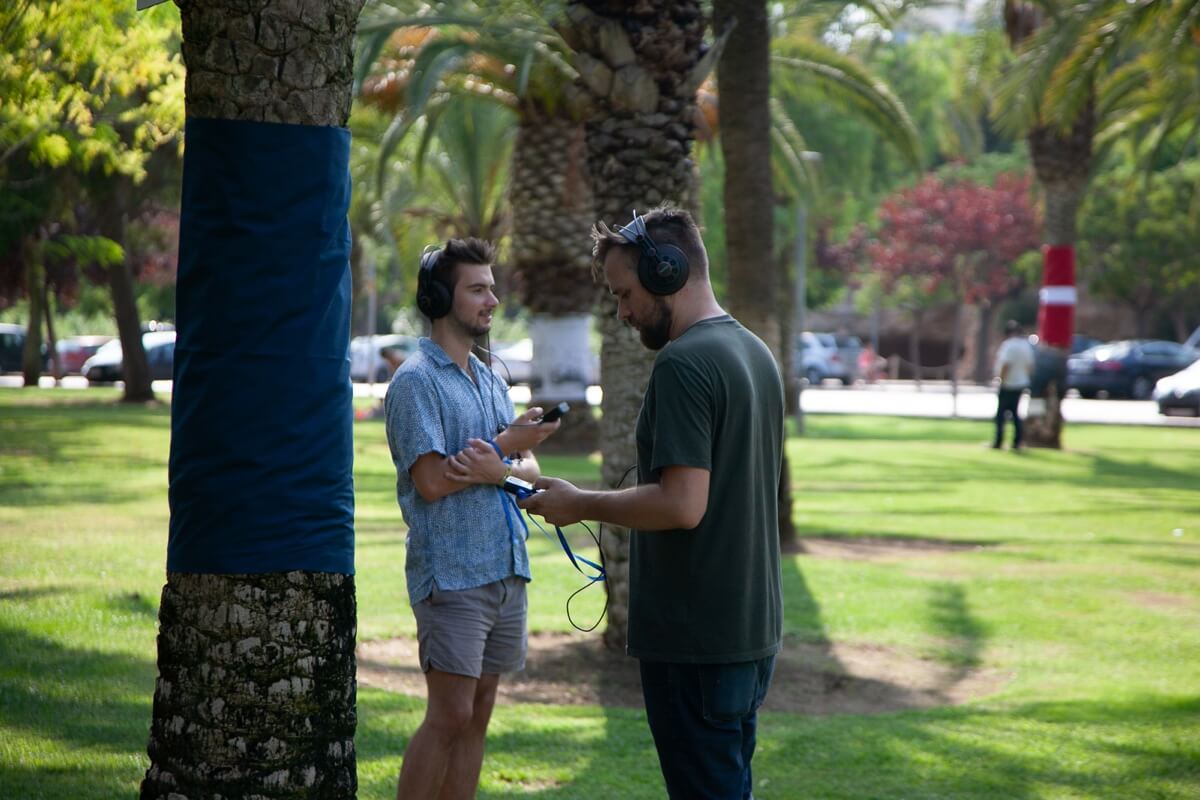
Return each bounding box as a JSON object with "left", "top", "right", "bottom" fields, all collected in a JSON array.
[{"left": 772, "top": 41, "right": 922, "bottom": 169}]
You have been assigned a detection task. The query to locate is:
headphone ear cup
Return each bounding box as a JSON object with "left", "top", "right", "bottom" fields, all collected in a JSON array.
[
  {"left": 638, "top": 244, "right": 690, "bottom": 295},
  {"left": 416, "top": 257, "right": 453, "bottom": 320},
  {"left": 417, "top": 279, "right": 452, "bottom": 319}
]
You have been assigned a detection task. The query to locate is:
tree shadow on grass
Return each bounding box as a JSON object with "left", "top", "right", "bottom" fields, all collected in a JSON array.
[
  {"left": 0, "top": 623, "right": 154, "bottom": 798},
  {"left": 754, "top": 695, "right": 1200, "bottom": 800}
]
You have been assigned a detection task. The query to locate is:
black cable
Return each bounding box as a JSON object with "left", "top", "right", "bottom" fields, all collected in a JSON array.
[{"left": 564, "top": 463, "right": 638, "bottom": 632}]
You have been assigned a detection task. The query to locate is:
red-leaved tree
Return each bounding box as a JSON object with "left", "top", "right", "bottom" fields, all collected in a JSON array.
[{"left": 869, "top": 172, "right": 1040, "bottom": 391}]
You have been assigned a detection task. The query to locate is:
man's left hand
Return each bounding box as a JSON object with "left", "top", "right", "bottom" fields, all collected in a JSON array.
[{"left": 518, "top": 476, "right": 585, "bottom": 527}]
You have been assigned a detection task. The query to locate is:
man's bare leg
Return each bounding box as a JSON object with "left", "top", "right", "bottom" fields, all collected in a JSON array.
[
  {"left": 396, "top": 669, "right": 479, "bottom": 799},
  {"left": 437, "top": 673, "right": 500, "bottom": 800}
]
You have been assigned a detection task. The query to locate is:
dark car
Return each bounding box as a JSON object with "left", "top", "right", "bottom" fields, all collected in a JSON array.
[
  {"left": 1067, "top": 340, "right": 1198, "bottom": 400},
  {"left": 1029, "top": 334, "right": 1101, "bottom": 397},
  {"left": 82, "top": 330, "right": 176, "bottom": 383},
  {"left": 0, "top": 322, "right": 51, "bottom": 373},
  {"left": 0, "top": 323, "right": 25, "bottom": 372}
]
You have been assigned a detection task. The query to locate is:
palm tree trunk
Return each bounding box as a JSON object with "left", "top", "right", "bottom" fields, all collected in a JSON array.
[
  {"left": 714, "top": 0, "right": 794, "bottom": 547},
  {"left": 142, "top": 572, "right": 357, "bottom": 798},
  {"left": 142, "top": 1, "right": 363, "bottom": 796},
  {"left": 510, "top": 111, "right": 599, "bottom": 451},
  {"left": 565, "top": 0, "right": 706, "bottom": 651},
  {"left": 1008, "top": 0, "right": 1095, "bottom": 451}
]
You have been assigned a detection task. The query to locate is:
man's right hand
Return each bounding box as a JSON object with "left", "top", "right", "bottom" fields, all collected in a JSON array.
[{"left": 495, "top": 407, "right": 560, "bottom": 455}]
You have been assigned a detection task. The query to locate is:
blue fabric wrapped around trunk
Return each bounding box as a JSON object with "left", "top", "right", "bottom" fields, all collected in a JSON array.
[{"left": 168, "top": 117, "right": 355, "bottom": 575}]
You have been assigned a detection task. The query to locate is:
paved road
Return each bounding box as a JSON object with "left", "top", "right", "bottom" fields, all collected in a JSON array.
[{"left": 4, "top": 375, "right": 1199, "bottom": 428}]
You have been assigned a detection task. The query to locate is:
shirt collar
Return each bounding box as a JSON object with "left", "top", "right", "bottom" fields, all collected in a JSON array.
[{"left": 419, "top": 336, "right": 487, "bottom": 376}]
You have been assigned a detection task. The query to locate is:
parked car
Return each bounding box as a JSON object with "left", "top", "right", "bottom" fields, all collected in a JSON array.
[
  {"left": 796, "top": 331, "right": 851, "bottom": 386},
  {"left": 349, "top": 333, "right": 418, "bottom": 382},
  {"left": 1029, "top": 333, "right": 1102, "bottom": 396},
  {"left": 82, "top": 330, "right": 176, "bottom": 383},
  {"left": 1066, "top": 339, "right": 1198, "bottom": 400},
  {"left": 0, "top": 322, "right": 26, "bottom": 373},
  {"left": 1153, "top": 360, "right": 1200, "bottom": 415},
  {"left": 0, "top": 322, "right": 52, "bottom": 373},
  {"left": 56, "top": 335, "right": 113, "bottom": 374},
  {"left": 833, "top": 334, "right": 862, "bottom": 384}
]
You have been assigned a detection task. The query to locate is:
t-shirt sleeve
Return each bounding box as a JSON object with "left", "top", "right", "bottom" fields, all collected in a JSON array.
[
  {"left": 993, "top": 341, "right": 1006, "bottom": 375},
  {"left": 645, "top": 357, "right": 713, "bottom": 478},
  {"left": 385, "top": 370, "right": 446, "bottom": 473}
]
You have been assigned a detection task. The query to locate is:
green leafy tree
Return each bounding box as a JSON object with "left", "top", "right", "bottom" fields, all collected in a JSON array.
[
  {"left": 1081, "top": 156, "right": 1200, "bottom": 340},
  {"left": 0, "top": 0, "right": 183, "bottom": 398},
  {"left": 357, "top": 3, "right": 601, "bottom": 438}
]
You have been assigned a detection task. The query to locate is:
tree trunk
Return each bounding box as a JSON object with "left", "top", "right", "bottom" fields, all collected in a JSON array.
[
  {"left": 717, "top": 0, "right": 776, "bottom": 347},
  {"left": 42, "top": 275, "right": 61, "bottom": 382},
  {"left": 527, "top": 313, "right": 599, "bottom": 453},
  {"left": 949, "top": 299, "right": 964, "bottom": 417},
  {"left": 21, "top": 236, "right": 43, "bottom": 387},
  {"left": 1171, "top": 310, "right": 1191, "bottom": 343},
  {"left": 909, "top": 312, "right": 923, "bottom": 387},
  {"left": 565, "top": 0, "right": 706, "bottom": 651},
  {"left": 96, "top": 181, "right": 154, "bottom": 403},
  {"left": 510, "top": 112, "right": 599, "bottom": 451},
  {"left": 973, "top": 302, "right": 995, "bottom": 384},
  {"left": 141, "top": 572, "right": 357, "bottom": 799},
  {"left": 143, "top": 1, "right": 364, "bottom": 796},
  {"left": 1012, "top": 0, "right": 1094, "bottom": 448},
  {"left": 713, "top": 0, "right": 792, "bottom": 547}
]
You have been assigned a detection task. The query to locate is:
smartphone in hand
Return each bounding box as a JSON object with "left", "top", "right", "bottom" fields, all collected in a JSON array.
[{"left": 540, "top": 402, "right": 570, "bottom": 424}]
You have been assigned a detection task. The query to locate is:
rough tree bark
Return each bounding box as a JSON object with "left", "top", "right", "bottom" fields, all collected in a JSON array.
[
  {"left": 98, "top": 181, "right": 155, "bottom": 403},
  {"left": 561, "top": 0, "right": 708, "bottom": 651},
  {"left": 713, "top": 0, "right": 794, "bottom": 548},
  {"left": 141, "top": 1, "right": 364, "bottom": 797},
  {"left": 510, "top": 111, "right": 600, "bottom": 452}
]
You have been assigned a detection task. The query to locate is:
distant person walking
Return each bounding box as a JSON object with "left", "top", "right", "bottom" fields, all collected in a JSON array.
[{"left": 993, "top": 319, "right": 1037, "bottom": 450}]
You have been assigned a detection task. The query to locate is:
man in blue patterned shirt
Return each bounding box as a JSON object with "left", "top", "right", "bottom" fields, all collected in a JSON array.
[{"left": 385, "top": 238, "right": 560, "bottom": 799}]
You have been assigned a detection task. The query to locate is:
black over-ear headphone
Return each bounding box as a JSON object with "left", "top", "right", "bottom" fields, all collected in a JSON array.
[
  {"left": 616, "top": 210, "right": 690, "bottom": 296},
  {"left": 416, "top": 244, "right": 453, "bottom": 319}
]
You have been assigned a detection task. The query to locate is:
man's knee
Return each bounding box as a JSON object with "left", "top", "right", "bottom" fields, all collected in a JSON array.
[{"left": 424, "top": 699, "right": 476, "bottom": 737}]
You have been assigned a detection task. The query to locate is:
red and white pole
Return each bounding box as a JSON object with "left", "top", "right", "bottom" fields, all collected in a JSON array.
[{"left": 1038, "top": 244, "right": 1075, "bottom": 348}]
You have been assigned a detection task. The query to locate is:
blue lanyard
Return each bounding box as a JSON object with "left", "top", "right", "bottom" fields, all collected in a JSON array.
[{"left": 501, "top": 493, "right": 605, "bottom": 582}]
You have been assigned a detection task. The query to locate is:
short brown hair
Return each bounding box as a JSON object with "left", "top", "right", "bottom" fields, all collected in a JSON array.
[
  {"left": 431, "top": 237, "right": 497, "bottom": 292},
  {"left": 590, "top": 205, "right": 708, "bottom": 282}
]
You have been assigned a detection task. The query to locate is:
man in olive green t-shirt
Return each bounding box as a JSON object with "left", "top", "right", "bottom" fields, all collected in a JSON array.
[{"left": 521, "top": 206, "right": 784, "bottom": 799}]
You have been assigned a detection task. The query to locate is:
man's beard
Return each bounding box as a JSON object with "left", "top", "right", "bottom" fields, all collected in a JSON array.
[
  {"left": 637, "top": 298, "right": 672, "bottom": 351},
  {"left": 453, "top": 309, "right": 491, "bottom": 339}
]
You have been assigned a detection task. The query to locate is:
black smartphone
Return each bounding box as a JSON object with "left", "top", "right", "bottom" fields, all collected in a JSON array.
[
  {"left": 501, "top": 476, "right": 538, "bottom": 499},
  {"left": 540, "top": 402, "right": 570, "bottom": 424}
]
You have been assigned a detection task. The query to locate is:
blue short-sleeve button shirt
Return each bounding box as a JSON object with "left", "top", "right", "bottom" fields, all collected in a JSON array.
[{"left": 384, "top": 338, "right": 530, "bottom": 605}]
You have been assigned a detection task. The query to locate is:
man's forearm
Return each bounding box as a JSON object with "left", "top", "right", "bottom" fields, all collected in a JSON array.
[{"left": 577, "top": 484, "right": 693, "bottom": 531}]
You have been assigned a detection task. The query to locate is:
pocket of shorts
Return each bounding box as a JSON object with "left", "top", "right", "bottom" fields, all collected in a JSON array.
[{"left": 699, "top": 662, "right": 760, "bottom": 723}]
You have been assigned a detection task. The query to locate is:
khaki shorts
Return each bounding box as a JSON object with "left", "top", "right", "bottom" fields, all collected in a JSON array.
[{"left": 412, "top": 577, "right": 528, "bottom": 678}]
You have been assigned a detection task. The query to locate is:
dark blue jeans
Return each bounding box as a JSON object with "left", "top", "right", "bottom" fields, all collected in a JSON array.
[
  {"left": 994, "top": 387, "right": 1024, "bottom": 448},
  {"left": 639, "top": 656, "right": 776, "bottom": 799}
]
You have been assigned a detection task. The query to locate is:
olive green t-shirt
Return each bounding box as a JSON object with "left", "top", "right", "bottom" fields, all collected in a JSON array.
[{"left": 627, "top": 315, "right": 785, "bottom": 663}]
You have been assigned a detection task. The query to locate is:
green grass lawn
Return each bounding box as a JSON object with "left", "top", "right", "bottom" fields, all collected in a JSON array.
[{"left": 2, "top": 389, "right": 1198, "bottom": 799}]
